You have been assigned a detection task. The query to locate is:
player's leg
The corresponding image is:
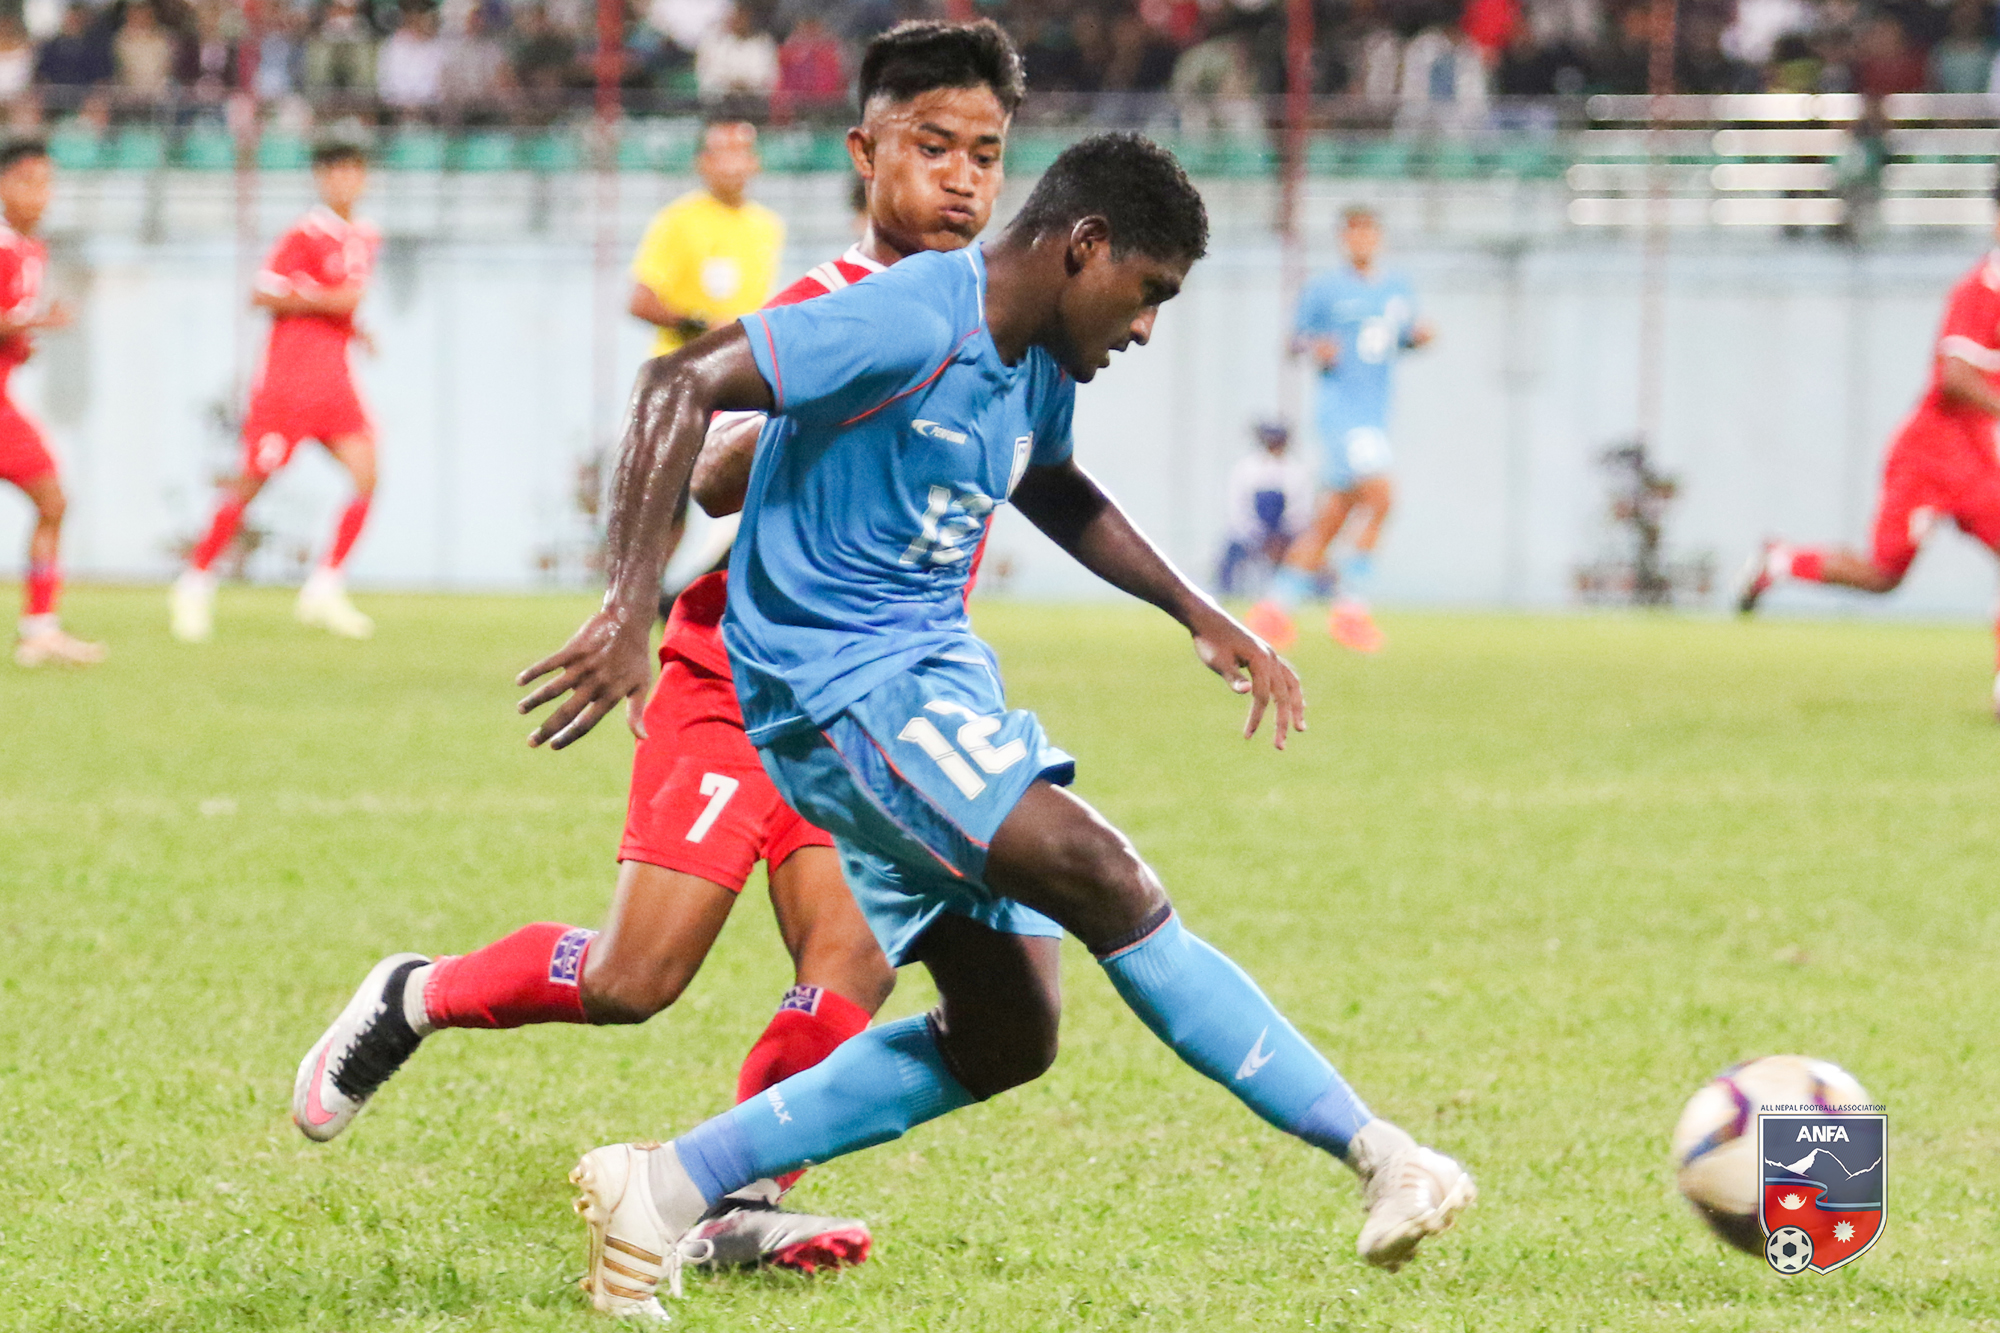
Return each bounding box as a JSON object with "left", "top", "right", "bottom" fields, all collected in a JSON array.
[
  {"left": 12, "top": 467, "right": 104, "bottom": 666},
  {"left": 983, "top": 780, "right": 1471, "bottom": 1269},
  {"left": 293, "top": 860, "right": 738, "bottom": 1142},
  {"left": 1739, "top": 435, "right": 1924, "bottom": 612},
  {"left": 172, "top": 456, "right": 273, "bottom": 642},
  {"left": 1329, "top": 472, "right": 1393, "bottom": 653},
  {"left": 295, "top": 432, "right": 376, "bottom": 638},
  {"left": 1248, "top": 488, "right": 1355, "bottom": 649},
  {"left": 1942, "top": 478, "right": 2000, "bottom": 717}
]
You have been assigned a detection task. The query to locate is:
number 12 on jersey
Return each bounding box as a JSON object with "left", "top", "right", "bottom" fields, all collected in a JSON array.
[{"left": 897, "top": 701, "right": 1026, "bottom": 799}]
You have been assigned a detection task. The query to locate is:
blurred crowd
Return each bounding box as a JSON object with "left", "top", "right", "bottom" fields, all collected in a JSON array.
[{"left": 3, "top": 0, "right": 1999, "bottom": 132}]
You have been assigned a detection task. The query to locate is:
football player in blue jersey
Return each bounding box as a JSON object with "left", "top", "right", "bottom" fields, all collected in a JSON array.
[
  {"left": 1249, "top": 205, "right": 1431, "bottom": 655},
  {"left": 520, "top": 135, "right": 1472, "bottom": 1319}
]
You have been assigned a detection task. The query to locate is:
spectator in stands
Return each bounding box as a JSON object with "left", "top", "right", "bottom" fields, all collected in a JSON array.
[
  {"left": 1765, "top": 31, "right": 1823, "bottom": 92},
  {"left": 1173, "top": 20, "right": 1262, "bottom": 135},
  {"left": 511, "top": 3, "right": 577, "bottom": 118},
  {"left": 187, "top": 0, "right": 239, "bottom": 104},
  {"left": 695, "top": 2, "right": 776, "bottom": 103},
  {"left": 1853, "top": 13, "right": 1925, "bottom": 97},
  {"left": 441, "top": 3, "right": 514, "bottom": 122},
  {"left": 113, "top": 1, "right": 182, "bottom": 104},
  {"left": 254, "top": 5, "right": 308, "bottom": 100},
  {"left": 1929, "top": 0, "right": 1993, "bottom": 91},
  {"left": 378, "top": 5, "right": 446, "bottom": 119},
  {"left": 773, "top": 14, "right": 845, "bottom": 117},
  {"left": 650, "top": 0, "right": 728, "bottom": 58},
  {"left": 36, "top": 5, "right": 114, "bottom": 97},
  {"left": 1015, "top": 7, "right": 1091, "bottom": 94},
  {"left": 304, "top": 0, "right": 380, "bottom": 99},
  {"left": 1724, "top": 0, "right": 1813, "bottom": 70},
  {"left": 0, "top": 18, "right": 35, "bottom": 105}
]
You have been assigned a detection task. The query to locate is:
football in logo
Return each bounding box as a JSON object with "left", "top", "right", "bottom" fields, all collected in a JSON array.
[{"left": 1766, "top": 1227, "right": 1813, "bottom": 1275}]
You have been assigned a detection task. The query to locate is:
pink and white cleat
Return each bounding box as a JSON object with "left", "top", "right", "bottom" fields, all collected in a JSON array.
[
  {"left": 1328, "top": 601, "right": 1385, "bottom": 654},
  {"left": 14, "top": 625, "right": 105, "bottom": 667},
  {"left": 292, "top": 953, "right": 428, "bottom": 1142},
  {"left": 1737, "top": 542, "right": 1780, "bottom": 616},
  {"left": 685, "top": 1188, "right": 872, "bottom": 1273},
  {"left": 1244, "top": 599, "right": 1298, "bottom": 652}
]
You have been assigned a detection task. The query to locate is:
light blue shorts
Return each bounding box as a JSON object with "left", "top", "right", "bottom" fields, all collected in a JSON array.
[
  {"left": 1320, "top": 423, "right": 1393, "bottom": 491},
  {"left": 756, "top": 646, "right": 1071, "bottom": 966}
]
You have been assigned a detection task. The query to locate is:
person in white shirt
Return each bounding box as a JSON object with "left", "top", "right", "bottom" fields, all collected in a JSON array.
[{"left": 1217, "top": 420, "right": 1315, "bottom": 596}]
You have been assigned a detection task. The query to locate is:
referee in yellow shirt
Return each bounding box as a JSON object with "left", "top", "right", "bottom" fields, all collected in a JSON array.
[{"left": 629, "top": 121, "right": 785, "bottom": 355}]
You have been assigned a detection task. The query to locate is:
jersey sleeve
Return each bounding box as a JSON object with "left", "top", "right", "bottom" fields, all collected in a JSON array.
[
  {"left": 739, "top": 273, "right": 958, "bottom": 428},
  {"left": 629, "top": 207, "right": 686, "bottom": 299},
  {"left": 1293, "top": 278, "right": 1332, "bottom": 340},
  {"left": 0, "top": 244, "right": 26, "bottom": 320},
  {"left": 1031, "top": 368, "right": 1075, "bottom": 466},
  {"left": 1936, "top": 275, "right": 2000, "bottom": 371},
  {"left": 255, "top": 230, "right": 317, "bottom": 297}
]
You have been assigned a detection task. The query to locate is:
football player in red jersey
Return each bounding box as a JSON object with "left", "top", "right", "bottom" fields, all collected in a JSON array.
[
  {"left": 294, "top": 21, "right": 1021, "bottom": 1283},
  {"left": 0, "top": 140, "right": 100, "bottom": 668},
  {"left": 171, "top": 142, "right": 381, "bottom": 642},
  {"left": 1740, "top": 197, "right": 2000, "bottom": 716}
]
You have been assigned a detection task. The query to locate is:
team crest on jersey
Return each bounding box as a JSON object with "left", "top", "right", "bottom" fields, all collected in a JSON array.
[
  {"left": 1758, "top": 1112, "right": 1885, "bottom": 1274},
  {"left": 547, "top": 927, "right": 596, "bottom": 987}
]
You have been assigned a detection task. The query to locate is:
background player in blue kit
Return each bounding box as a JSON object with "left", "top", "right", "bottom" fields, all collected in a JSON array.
[
  {"left": 1249, "top": 205, "right": 1431, "bottom": 656},
  {"left": 520, "top": 134, "right": 1473, "bottom": 1320}
]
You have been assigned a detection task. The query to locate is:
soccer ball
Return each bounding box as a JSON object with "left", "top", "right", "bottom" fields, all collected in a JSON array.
[
  {"left": 1766, "top": 1226, "right": 1813, "bottom": 1274},
  {"left": 1669, "top": 1054, "right": 1870, "bottom": 1253}
]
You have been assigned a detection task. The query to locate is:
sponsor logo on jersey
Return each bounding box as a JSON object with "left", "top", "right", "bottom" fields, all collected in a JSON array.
[
  {"left": 548, "top": 927, "right": 597, "bottom": 987},
  {"left": 1758, "top": 1110, "right": 1886, "bottom": 1274},
  {"left": 913, "top": 419, "right": 970, "bottom": 445}
]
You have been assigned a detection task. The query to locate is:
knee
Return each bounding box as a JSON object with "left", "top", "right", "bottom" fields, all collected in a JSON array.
[
  {"left": 940, "top": 1003, "right": 1059, "bottom": 1099},
  {"left": 35, "top": 486, "right": 64, "bottom": 524},
  {"left": 579, "top": 947, "right": 690, "bottom": 1025},
  {"left": 1047, "top": 821, "right": 1163, "bottom": 924}
]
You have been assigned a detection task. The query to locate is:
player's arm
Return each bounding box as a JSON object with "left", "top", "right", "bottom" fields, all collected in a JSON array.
[
  {"left": 628, "top": 281, "right": 710, "bottom": 341},
  {"left": 1011, "top": 458, "right": 1305, "bottom": 749},
  {"left": 0, "top": 298, "right": 71, "bottom": 340},
  {"left": 517, "top": 324, "right": 774, "bottom": 749},
  {"left": 689, "top": 411, "right": 764, "bottom": 517},
  {"left": 1938, "top": 352, "right": 2000, "bottom": 417},
  {"left": 254, "top": 283, "right": 364, "bottom": 318}
]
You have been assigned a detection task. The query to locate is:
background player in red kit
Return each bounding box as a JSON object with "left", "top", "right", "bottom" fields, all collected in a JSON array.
[
  {"left": 1740, "top": 197, "right": 2000, "bottom": 716},
  {"left": 293, "top": 21, "right": 1022, "bottom": 1285},
  {"left": 171, "top": 142, "right": 381, "bottom": 643},
  {"left": 0, "top": 140, "right": 101, "bottom": 668}
]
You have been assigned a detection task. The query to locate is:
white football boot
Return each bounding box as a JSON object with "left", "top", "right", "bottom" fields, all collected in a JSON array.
[
  {"left": 570, "top": 1142, "right": 714, "bottom": 1322},
  {"left": 14, "top": 623, "right": 105, "bottom": 667},
  {"left": 684, "top": 1182, "right": 872, "bottom": 1273},
  {"left": 169, "top": 570, "right": 215, "bottom": 642},
  {"left": 296, "top": 569, "right": 373, "bottom": 639},
  {"left": 292, "top": 953, "right": 429, "bottom": 1142},
  {"left": 1349, "top": 1119, "right": 1476, "bottom": 1271}
]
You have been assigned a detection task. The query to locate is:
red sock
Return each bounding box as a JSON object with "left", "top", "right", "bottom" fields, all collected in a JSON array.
[
  {"left": 325, "top": 495, "right": 372, "bottom": 569},
  {"left": 1787, "top": 548, "right": 1826, "bottom": 582},
  {"left": 423, "top": 923, "right": 595, "bottom": 1028},
  {"left": 190, "top": 498, "right": 246, "bottom": 572},
  {"left": 735, "top": 985, "right": 873, "bottom": 1103},
  {"left": 23, "top": 563, "right": 57, "bottom": 617}
]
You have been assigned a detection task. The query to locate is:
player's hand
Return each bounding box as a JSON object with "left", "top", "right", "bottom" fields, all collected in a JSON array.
[
  {"left": 1187, "top": 605, "right": 1306, "bottom": 750},
  {"left": 515, "top": 610, "right": 654, "bottom": 750},
  {"left": 673, "top": 314, "right": 711, "bottom": 341},
  {"left": 38, "top": 299, "right": 73, "bottom": 331}
]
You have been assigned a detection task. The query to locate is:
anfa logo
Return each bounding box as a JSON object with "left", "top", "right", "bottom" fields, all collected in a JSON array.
[{"left": 1758, "top": 1112, "right": 1885, "bottom": 1274}]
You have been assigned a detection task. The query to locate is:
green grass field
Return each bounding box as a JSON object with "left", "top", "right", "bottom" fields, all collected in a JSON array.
[{"left": 3, "top": 587, "right": 1997, "bottom": 1332}]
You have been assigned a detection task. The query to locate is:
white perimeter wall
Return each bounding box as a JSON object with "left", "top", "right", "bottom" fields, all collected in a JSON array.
[{"left": 2, "top": 171, "right": 1995, "bottom": 621}]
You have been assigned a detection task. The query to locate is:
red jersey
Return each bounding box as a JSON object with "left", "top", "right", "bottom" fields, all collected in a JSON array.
[
  {"left": 254, "top": 206, "right": 380, "bottom": 379},
  {"left": 660, "top": 246, "right": 888, "bottom": 673},
  {"left": 1921, "top": 250, "right": 2000, "bottom": 436},
  {"left": 0, "top": 224, "right": 48, "bottom": 370}
]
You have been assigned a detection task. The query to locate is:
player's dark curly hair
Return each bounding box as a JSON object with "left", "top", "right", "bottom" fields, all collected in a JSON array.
[
  {"left": 858, "top": 19, "right": 1026, "bottom": 116},
  {"left": 311, "top": 141, "right": 369, "bottom": 170},
  {"left": 0, "top": 139, "right": 48, "bottom": 173},
  {"left": 1005, "top": 132, "right": 1209, "bottom": 263}
]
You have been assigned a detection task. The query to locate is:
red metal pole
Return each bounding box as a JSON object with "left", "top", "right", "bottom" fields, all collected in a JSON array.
[{"left": 1279, "top": 0, "right": 1313, "bottom": 428}]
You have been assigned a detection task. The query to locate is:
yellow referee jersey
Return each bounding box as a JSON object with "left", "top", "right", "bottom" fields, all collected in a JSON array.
[{"left": 630, "top": 190, "right": 785, "bottom": 356}]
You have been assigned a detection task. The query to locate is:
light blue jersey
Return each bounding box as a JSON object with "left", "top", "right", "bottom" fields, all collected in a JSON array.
[
  {"left": 730, "top": 246, "right": 1076, "bottom": 746},
  {"left": 1295, "top": 264, "right": 1419, "bottom": 489}
]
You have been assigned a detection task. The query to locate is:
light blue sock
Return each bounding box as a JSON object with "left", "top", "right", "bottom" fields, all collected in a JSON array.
[
  {"left": 1337, "top": 551, "right": 1375, "bottom": 605},
  {"left": 671, "top": 1015, "right": 974, "bottom": 1206},
  {"left": 1268, "top": 563, "right": 1318, "bottom": 611},
  {"left": 1098, "top": 914, "right": 1372, "bottom": 1157}
]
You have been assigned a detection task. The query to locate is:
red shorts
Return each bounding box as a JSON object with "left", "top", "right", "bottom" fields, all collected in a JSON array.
[
  {"left": 241, "top": 368, "right": 372, "bottom": 478},
  {"left": 619, "top": 655, "right": 833, "bottom": 891},
  {"left": 0, "top": 393, "right": 53, "bottom": 489},
  {"left": 1872, "top": 413, "right": 2000, "bottom": 579}
]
